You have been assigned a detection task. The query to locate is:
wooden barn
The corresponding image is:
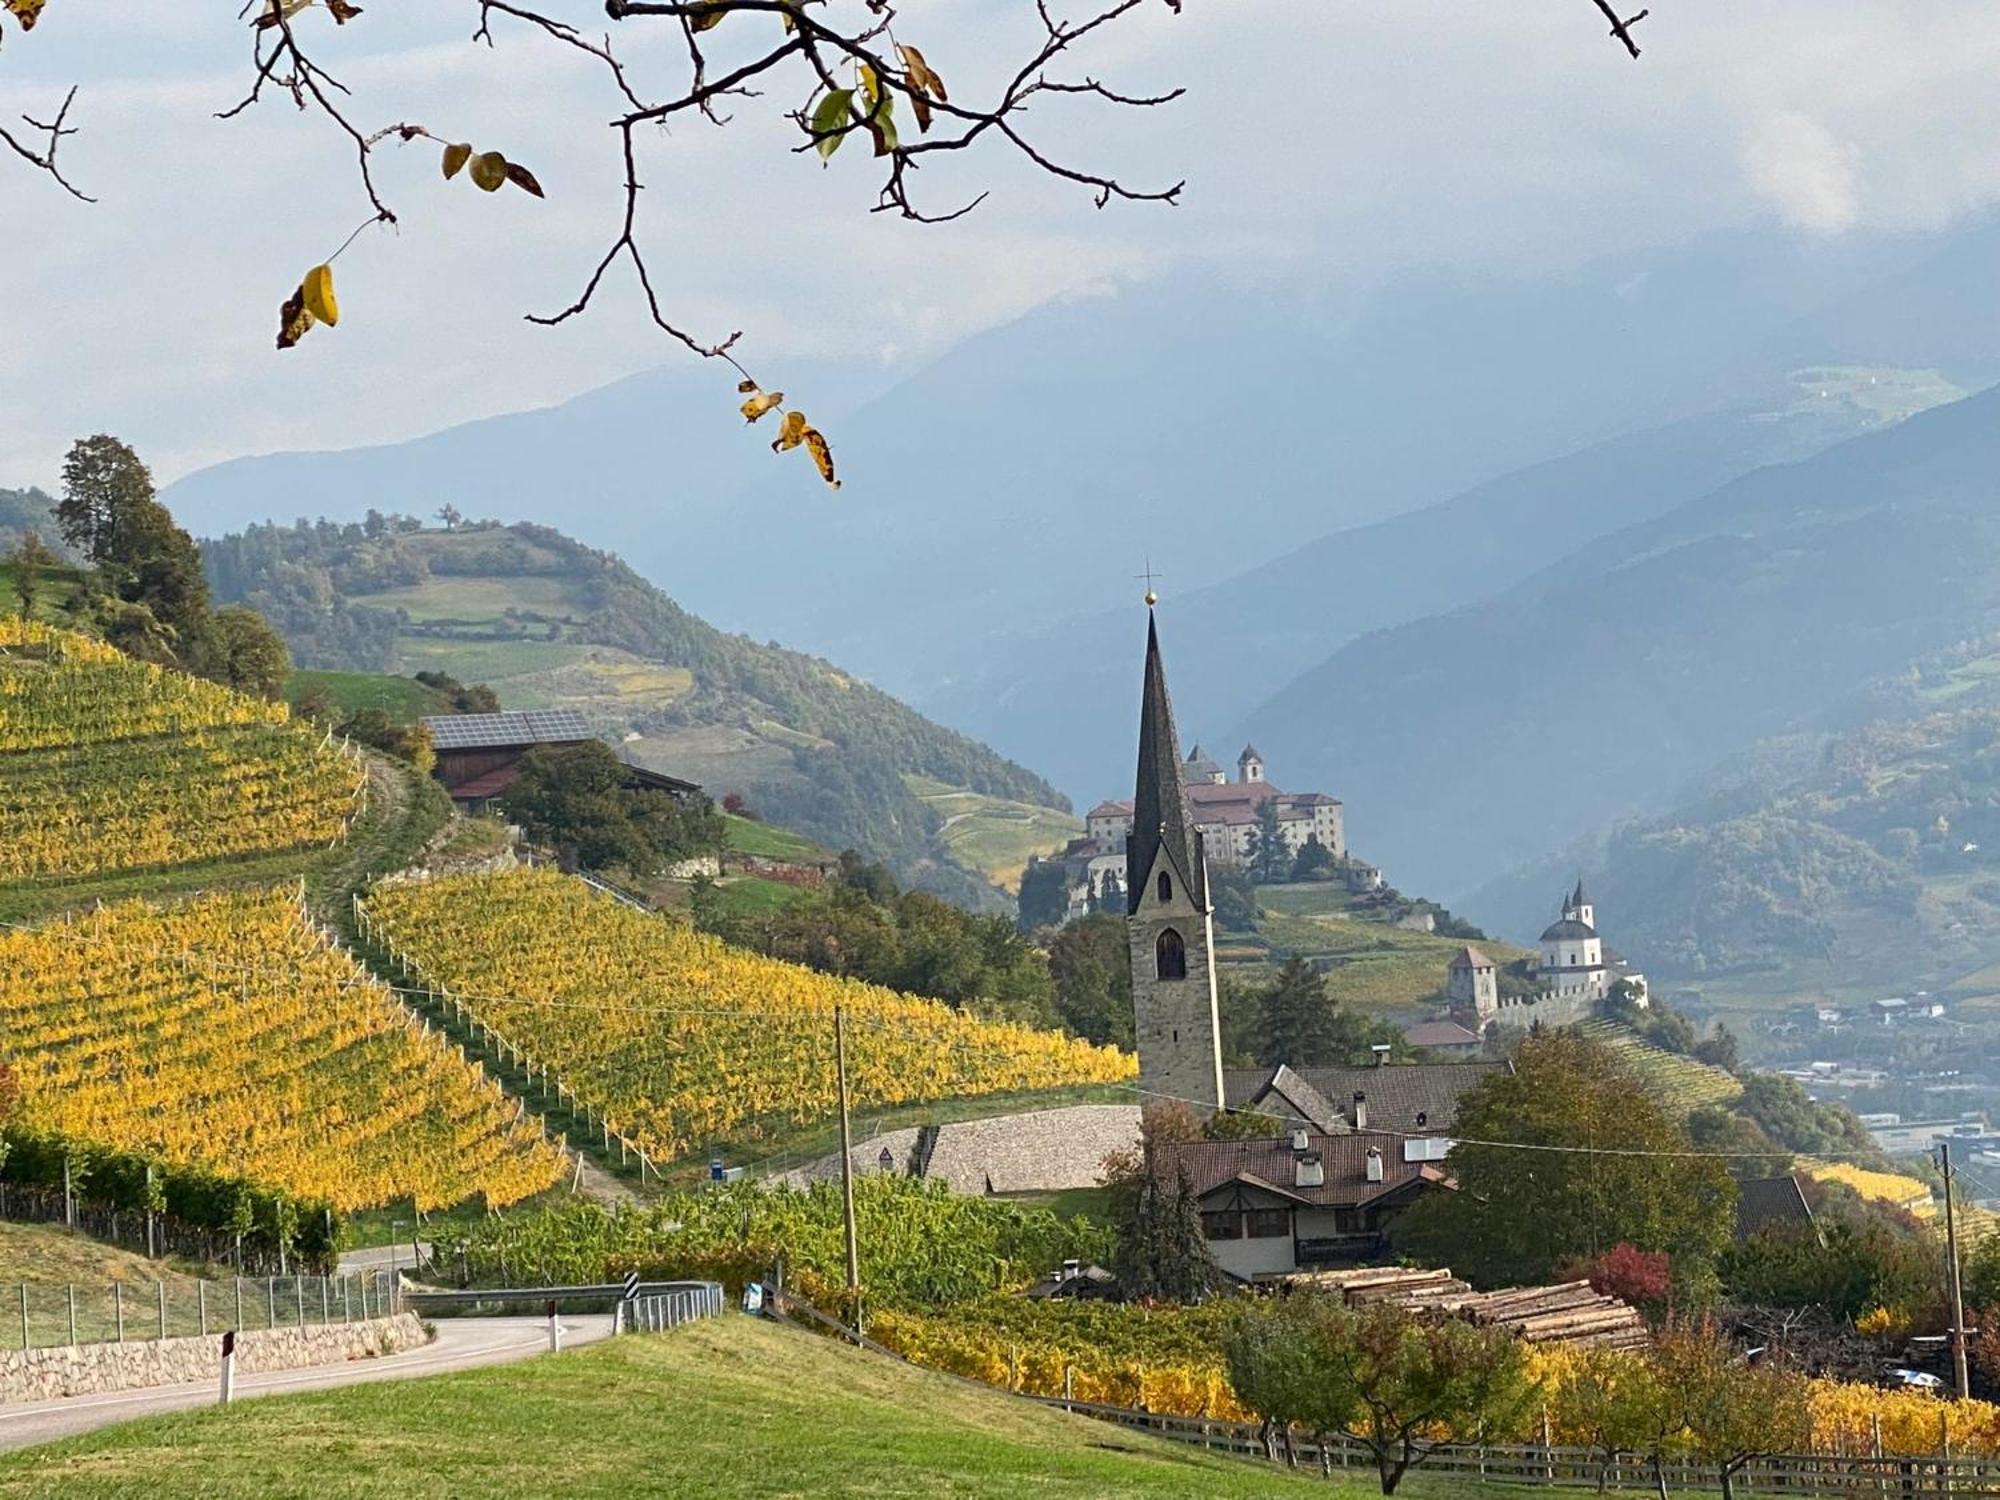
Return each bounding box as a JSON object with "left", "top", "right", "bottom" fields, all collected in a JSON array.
[{"left": 421, "top": 709, "right": 700, "bottom": 812}]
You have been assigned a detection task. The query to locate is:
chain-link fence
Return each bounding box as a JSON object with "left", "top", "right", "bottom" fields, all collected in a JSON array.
[{"left": 6, "top": 1270, "right": 401, "bottom": 1352}]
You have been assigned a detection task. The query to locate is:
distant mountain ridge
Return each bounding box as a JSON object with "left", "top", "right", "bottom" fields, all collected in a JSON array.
[
  {"left": 201, "top": 518, "right": 1070, "bottom": 908},
  {"left": 1465, "top": 641, "right": 2000, "bottom": 1014},
  {"left": 1239, "top": 378, "right": 2000, "bottom": 906}
]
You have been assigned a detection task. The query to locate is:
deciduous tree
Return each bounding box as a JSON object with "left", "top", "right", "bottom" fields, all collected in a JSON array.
[{"left": 1393, "top": 1031, "right": 1736, "bottom": 1286}]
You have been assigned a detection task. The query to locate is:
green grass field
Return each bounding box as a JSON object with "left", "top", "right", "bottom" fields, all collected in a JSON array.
[
  {"left": 906, "top": 774, "right": 1081, "bottom": 893},
  {"left": 393, "top": 637, "right": 592, "bottom": 685},
  {"left": 0, "top": 1317, "right": 1450, "bottom": 1499},
  {"left": 285, "top": 670, "right": 448, "bottom": 722},
  {"left": 1226, "top": 893, "right": 1531, "bottom": 1013},
  {"left": 723, "top": 813, "right": 826, "bottom": 863},
  {"left": 347, "top": 575, "right": 587, "bottom": 625},
  {"left": 0, "top": 562, "right": 84, "bottom": 621}
]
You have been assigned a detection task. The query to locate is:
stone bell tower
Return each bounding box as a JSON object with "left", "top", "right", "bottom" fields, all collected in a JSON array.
[{"left": 1125, "top": 605, "right": 1225, "bottom": 1111}]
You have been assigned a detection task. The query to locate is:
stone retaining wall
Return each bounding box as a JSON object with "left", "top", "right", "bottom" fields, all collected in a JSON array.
[{"left": 0, "top": 1312, "right": 428, "bottom": 1404}]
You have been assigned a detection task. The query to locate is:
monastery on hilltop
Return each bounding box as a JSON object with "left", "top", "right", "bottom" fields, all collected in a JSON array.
[{"left": 1056, "top": 734, "right": 1378, "bottom": 918}]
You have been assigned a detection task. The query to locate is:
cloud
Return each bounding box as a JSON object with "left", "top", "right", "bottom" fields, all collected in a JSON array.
[
  {"left": 12, "top": 1, "right": 2000, "bottom": 491},
  {"left": 1741, "top": 112, "right": 1860, "bottom": 233}
]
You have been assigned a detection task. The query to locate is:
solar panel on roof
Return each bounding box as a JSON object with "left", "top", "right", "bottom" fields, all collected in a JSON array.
[{"left": 420, "top": 709, "right": 591, "bottom": 750}]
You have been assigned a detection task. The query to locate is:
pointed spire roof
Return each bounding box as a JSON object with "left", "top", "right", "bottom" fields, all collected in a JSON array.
[
  {"left": 1571, "top": 877, "right": 1590, "bottom": 910},
  {"left": 1128, "top": 610, "right": 1207, "bottom": 916}
]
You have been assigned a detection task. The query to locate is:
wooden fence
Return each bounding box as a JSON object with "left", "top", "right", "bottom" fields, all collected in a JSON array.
[{"left": 759, "top": 1285, "right": 2000, "bottom": 1497}]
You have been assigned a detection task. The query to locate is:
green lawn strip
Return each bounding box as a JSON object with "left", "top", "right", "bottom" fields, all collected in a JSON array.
[
  {"left": 993, "top": 1186, "right": 1118, "bottom": 1227},
  {"left": 723, "top": 813, "right": 826, "bottom": 862},
  {"left": 0, "top": 1318, "right": 1401, "bottom": 1499},
  {"left": 284, "top": 671, "right": 448, "bottom": 723}
]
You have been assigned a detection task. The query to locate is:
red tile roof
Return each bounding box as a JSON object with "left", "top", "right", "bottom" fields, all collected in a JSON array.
[{"left": 1160, "top": 1134, "right": 1449, "bottom": 1210}]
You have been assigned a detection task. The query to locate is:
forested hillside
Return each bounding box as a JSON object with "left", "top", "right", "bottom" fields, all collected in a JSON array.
[
  {"left": 202, "top": 518, "right": 1071, "bottom": 906},
  {"left": 1471, "top": 636, "right": 2000, "bottom": 1004},
  {"left": 1241, "top": 379, "right": 2000, "bottom": 901}
]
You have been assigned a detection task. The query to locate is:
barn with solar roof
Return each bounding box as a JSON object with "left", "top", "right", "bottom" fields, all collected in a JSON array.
[{"left": 421, "top": 709, "right": 699, "bottom": 812}]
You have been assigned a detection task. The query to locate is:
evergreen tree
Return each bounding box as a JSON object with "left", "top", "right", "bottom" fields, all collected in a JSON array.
[
  {"left": 1249, "top": 797, "right": 1290, "bottom": 884},
  {"left": 501, "top": 739, "right": 724, "bottom": 875},
  {"left": 1047, "top": 913, "right": 1133, "bottom": 1047},
  {"left": 1252, "top": 957, "right": 1398, "bottom": 1066},
  {"left": 1015, "top": 856, "right": 1072, "bottom": 931},
  {"left": 1115, "top": 1158, "right": 1218, "bottom": 1304}
]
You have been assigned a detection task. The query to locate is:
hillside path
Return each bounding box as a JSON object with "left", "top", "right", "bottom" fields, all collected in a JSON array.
[{"left": 0, "top": 1314, "right": 613, "bottom": 1454}]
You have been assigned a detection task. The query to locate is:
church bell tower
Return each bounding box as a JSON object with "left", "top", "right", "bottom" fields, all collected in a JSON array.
[{"left": 1125, "top": 605, "right": 1226, "bottom": 1111}]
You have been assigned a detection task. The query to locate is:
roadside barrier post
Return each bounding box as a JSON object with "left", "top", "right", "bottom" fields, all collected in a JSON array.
[
  {"left": 199, "top": 1280, "right": 208, "bottom": 1337},
  {"left": 158, "top": 1280, "right": 167, "bottom": 1340},
  {"left": 114, "top": 1282, "right": 124, "bottom": 1343},
  {"left": 547, "top": 1298, "right": 561, "bottom": 1353},
  {"left": 218, "top": 1330, "right": 236, "bottom": 1405}
]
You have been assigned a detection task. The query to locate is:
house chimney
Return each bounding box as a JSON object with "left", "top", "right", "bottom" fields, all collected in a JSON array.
[
  {"left": 1352, "top": 1092, "right": 1368, "bottom": 1131},
  {"left": 1062, "top": 1258, "right": 1081, "bottom": 1281},
  {"left": 1295, "top": 1152, "right": 1325, "bottom": 1189},
  {"left": 1370, "top": 1043, "right": 1391, "bottom": 1066},
  {"left": 1290, "top": 1128, "right": 1311, "bottom": 1153},
  {"left": 1365, "top": 1147, "right": 1384, "bottom": 1183}
]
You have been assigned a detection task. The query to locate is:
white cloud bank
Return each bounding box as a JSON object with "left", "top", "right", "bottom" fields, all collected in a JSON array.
[{"left": 9, "top": 0, "right": 2000, "bottom": 489}]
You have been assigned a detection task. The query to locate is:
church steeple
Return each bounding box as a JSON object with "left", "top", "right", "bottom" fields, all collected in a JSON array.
[
  {"left": 1128, "top": 610, "right": 1207, "bottom": 916},
  {"left": 1123, "top": 604, "right": 1225, "bottom": 1112}
]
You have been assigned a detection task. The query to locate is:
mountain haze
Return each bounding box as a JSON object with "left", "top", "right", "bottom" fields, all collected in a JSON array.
[{"left": 1242, "top": 380, "right": 2000, "bottom": 905}]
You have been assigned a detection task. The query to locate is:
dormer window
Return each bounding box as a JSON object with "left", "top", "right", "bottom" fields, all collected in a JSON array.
[
  {"left": 1157, "top": 871, "right": 1172, "bottom": 903},
  {"left": 1156, "top": 927, "right": 1187, "bottom": 980}
]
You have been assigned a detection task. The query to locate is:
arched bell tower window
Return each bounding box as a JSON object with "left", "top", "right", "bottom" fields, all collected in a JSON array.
[
  {"left": 1156, "top": 927, "right": 1187, "bottom": 980},
  {"left": 1157, "top": 870, "right": 1172, "bottom": 903}
]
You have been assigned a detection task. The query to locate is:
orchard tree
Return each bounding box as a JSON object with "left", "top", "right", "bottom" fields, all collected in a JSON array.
[
  {"left": 205, "top": 604, "right": 294, "bottom": 700},
  {"left": 2, "top": 1, "right": 1654, "bottom": 488},
  {"left": 5, "top": 529, "right": 52, "bottom": 619},
  {"left": 1652, "top": 1322, "right": 1813, "bottom": 1500}
]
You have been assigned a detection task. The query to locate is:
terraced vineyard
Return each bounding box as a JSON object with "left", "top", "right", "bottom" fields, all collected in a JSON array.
[
  {"left": 1572, "top": 1019, "right": 1743, "bottom": 1112},
  {"left": 361, "top": 868, "right": 1135, "bottom": 1161},
  {"left": 0, "top": 621, "right": 363, "bottom": 883},
  {"left": 0, "top": 886, "right": 565, "bottom": 1211}
]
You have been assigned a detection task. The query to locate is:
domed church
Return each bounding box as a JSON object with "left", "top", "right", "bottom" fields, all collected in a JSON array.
[{"left": 1538, "top": 880, "right": 1609, "bottom": 1002}]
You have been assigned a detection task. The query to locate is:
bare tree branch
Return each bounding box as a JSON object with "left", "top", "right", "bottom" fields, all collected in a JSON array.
[
  {"left": 0, "top": 85, "right": 91, "bottom": 202},
  {"left": 1588, "top": 0, "right": 1650, "bottom": 58}
]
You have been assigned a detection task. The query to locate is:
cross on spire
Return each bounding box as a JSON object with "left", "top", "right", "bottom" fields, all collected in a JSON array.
[{"left": 1134, "top": 559, "right": 1163, "bottom": 606}]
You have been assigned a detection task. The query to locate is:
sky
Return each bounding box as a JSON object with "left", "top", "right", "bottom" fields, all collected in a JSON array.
[{"left": 9, "top": 0, "right": 2000, "bottom": 489}]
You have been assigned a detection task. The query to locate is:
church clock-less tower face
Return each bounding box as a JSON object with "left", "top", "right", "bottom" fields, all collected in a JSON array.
[{"left": 1125, "top": 609, "right": 1227, "bottom": 1111}]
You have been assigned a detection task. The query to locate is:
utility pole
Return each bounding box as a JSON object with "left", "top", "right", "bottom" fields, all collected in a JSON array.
[
  {"left": 1941, "top": 1139, "right": 1973, "bottom": 1401},
  {"left": 834, "top": 1005, "right": 861, "bottom": 1308}
]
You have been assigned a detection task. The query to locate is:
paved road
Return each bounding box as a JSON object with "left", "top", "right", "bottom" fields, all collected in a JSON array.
[
  {"left": 335, "top": 1241, "right": 432, "bottom": 1276},
  {"left": 0, "top": 1313, "right": 614, "bottom": 1453}
]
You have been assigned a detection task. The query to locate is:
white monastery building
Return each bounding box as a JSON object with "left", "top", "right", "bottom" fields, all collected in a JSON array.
[{"left": 1086, "top": 744, "right": 1345, "bottom": 873}]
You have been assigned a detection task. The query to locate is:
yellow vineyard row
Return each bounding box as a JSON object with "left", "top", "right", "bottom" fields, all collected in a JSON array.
[{"left": 361, "top": 868, "right": 1135, "bottom": 1161}]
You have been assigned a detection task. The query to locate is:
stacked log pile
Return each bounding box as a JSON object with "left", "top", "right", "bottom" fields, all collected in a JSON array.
[{"left": 1278, "top": 1266, "right": 1649, "bottom": 1350}]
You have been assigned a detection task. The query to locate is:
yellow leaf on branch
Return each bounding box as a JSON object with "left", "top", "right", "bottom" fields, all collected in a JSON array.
[
  {"left": 804, "top": 427, "right": 840, "bottom": 490},
  {"left": 739, "top": 388, "right": 785, "bottom": 423},
  {"left": 276, "top": 286, "right": 314, "bottom": 351},
  {"left": 770, "top": 410, "right": 808, "bottom": 452},
  {"left": 302, "top": 263, "right": 339, "bottom": 326},
  {"left": 468, "top": 151, "right": 508, "bottom": 192},
  {"left": 5, "top": 0, "right": 47, "bottom": 31},
  {"left": 442, "top": 142, "right": 472, "bottom": 180}
]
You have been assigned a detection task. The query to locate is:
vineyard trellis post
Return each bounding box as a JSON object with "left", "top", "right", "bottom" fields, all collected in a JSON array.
[{"left": 835, "top": 1005, "right": 861, "bottom": 1311}]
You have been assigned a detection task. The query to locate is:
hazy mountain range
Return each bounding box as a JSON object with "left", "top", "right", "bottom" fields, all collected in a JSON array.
[{"left": 161, "top": 213, "right": 2000, "bottom": 944}]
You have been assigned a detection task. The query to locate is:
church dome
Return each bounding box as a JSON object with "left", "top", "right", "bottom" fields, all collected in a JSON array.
[{"left": 1539, "top": 917, "right": 1598, "bottom": 942}]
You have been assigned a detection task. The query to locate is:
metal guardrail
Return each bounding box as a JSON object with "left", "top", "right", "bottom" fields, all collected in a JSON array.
[
  {"left": 401, "top": 1280, "right": 718, "bottom": 1317},
  {"left": 7, "top": 1270, "right": 401, "bottom": 1352},
  {"left": 615, "top": 1284, "right": 725, "bottom": 1334}
]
